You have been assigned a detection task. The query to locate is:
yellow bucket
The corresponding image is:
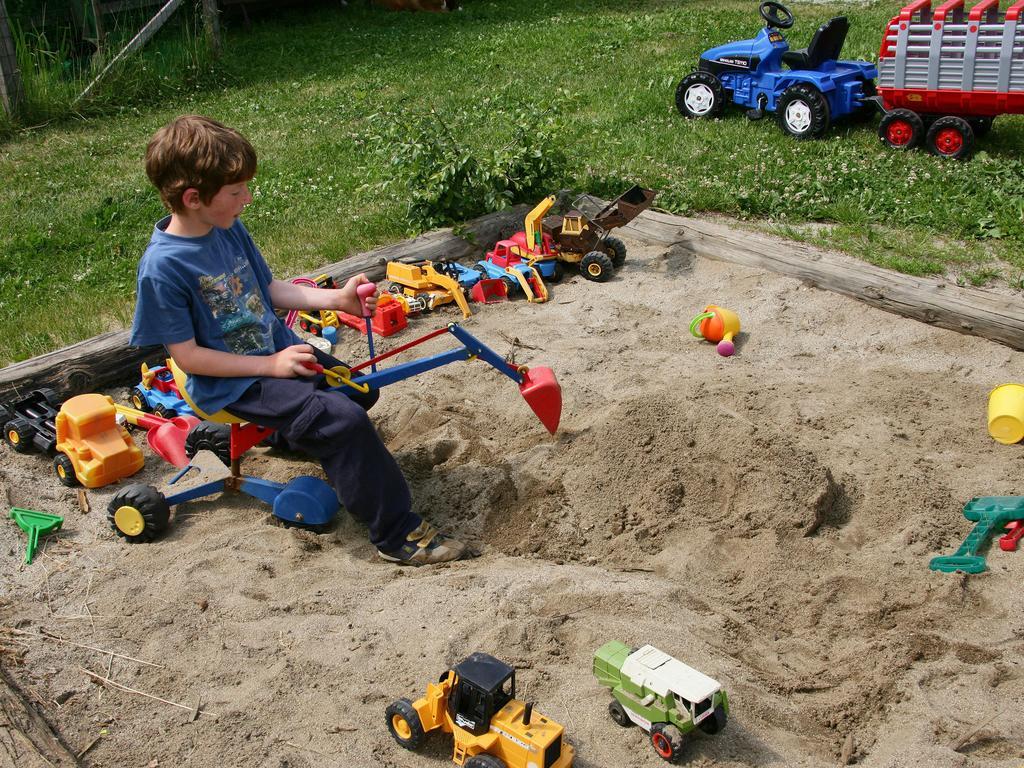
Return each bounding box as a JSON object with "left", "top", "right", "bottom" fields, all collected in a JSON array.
[{"left": 988, "top": 384, "right": 1024, "bottom": 444}]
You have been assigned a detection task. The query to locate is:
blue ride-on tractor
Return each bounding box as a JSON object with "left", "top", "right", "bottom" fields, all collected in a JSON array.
[{"left": 675, "top": 2, "right": 878, "bottom": 139}]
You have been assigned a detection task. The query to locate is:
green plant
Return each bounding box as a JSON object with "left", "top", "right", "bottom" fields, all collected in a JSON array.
[{"left": 365, "top": 103, "right": 568, "bottom": 230}]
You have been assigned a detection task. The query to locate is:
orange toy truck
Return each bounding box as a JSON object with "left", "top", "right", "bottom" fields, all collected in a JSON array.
[{"left": 54, "top": 394, "right": 144, "bottom": 489}]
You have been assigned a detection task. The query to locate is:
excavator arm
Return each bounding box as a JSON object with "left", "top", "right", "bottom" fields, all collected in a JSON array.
[{"left": 524, "top": 195, "right": 556, "bottom": 254}]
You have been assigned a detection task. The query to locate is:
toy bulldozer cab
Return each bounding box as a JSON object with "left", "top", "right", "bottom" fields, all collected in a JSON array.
[
  {"left": 542, "top": 185, "right": 657, "bottom": 257},
  {"left": 386, "top": 651, "right": 574, "bottom": 767}
]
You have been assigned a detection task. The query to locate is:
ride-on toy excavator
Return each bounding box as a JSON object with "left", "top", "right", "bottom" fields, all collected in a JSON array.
[
  {"left": 675, "top": 2, "right": 877, "bottom": 139},
  {"left": 500, "top": 185, "right": 656, "bottom": 283},
  {"left": 386, "top": 652, "right": 575, "bottom": 768},
  {"left": 106, "top": 304, "right": 562, "bottom": 543}
]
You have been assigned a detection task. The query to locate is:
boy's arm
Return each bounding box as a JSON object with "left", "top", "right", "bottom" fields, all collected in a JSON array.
[
  {"left": 269, "top": 274, "right": 379, "bottom": 316},
  {"left": 168, "top": 338, "right": 318, "bottom": 379}
]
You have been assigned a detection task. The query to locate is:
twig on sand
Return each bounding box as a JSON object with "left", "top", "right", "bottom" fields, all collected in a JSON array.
[
  {"left": 11, "top": 629, "right": 164, "bottom": 667},
  {"left": 79, "top": 667, "right": 218, "bottom": 719},
  {"left": 950, "top": 708, "right": 1004, "bottom": 752},
  {"left": 285, "top": 740, "right": 334, "bottom": 758},
  {"left": 77, "top": 734, "right": 103, "bottom": 759}
]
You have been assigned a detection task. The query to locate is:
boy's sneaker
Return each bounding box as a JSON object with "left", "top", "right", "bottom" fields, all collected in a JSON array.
[{"left": 378, "top": 522, "right": 469, "bottom": 566}]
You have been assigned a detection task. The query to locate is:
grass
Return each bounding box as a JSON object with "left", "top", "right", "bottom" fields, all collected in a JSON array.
[{"left": 1, "top": 0, "right": 1023, "bottom": 366}]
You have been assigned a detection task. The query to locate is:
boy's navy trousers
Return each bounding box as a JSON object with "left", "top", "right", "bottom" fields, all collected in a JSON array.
[{"left": 224, "top": 353, "right": 421, "bottom": 552}]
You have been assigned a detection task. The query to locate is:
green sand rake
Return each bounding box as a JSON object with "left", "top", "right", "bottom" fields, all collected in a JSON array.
[{"left": 10, "top": 508, "right": 63, "bottom": 564}]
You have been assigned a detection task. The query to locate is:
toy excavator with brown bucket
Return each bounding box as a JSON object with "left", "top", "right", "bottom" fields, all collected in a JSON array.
[
  {"left": 505, "top": 185, "right": 657, "bottom": 283},
  {"left": 386, "top": 652, "right": 575, "bottom": 768}
]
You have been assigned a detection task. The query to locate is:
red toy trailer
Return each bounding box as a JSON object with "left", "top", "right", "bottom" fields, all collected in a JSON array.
[{"left": 876, "top": 0, "right": 1024, "bottom": 157}]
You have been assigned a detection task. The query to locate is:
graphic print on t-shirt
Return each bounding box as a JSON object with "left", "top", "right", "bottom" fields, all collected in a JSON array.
[{"left": 197, "top": 256, "right": 274, "bottom": 355}]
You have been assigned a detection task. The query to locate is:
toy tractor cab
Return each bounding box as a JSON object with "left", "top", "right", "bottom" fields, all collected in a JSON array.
[
  {"left": 676, "top": 1, "right": 877, "bottom": 138},
  {"left": 386, "top": 652, "right": 574, "bottom": 768}
]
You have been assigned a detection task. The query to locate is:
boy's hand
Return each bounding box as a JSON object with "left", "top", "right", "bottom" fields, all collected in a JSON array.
[
  {"left": 331, "top": 274, "right": 378, "bottom": 317},
  {"left": 269, "top": 344, "right": 318, "bottom": 378}
]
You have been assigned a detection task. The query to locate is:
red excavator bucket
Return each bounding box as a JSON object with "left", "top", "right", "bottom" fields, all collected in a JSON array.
[
  {"left": 471, "top": 278, "right": 508, "bottom": 304},
  {"left": 519, "top": 366, "right": 561, "bottom": 435}
]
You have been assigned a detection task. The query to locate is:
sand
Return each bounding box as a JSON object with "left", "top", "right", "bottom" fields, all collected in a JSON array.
[{"left": 2, "top": 234, "right": 1023, "bottom": 768}]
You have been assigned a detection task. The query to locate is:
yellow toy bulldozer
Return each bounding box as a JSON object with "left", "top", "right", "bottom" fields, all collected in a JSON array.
[{"left": 386, "top": 652, "right": 575, "bottom": 768}]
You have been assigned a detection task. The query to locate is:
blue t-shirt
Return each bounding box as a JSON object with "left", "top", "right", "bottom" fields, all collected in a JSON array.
[{"left": 130, "top": 216, "right": 299, "bottom": 415}]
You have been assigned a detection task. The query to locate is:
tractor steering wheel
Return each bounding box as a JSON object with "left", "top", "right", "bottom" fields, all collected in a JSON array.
[{"left": 759, "top": 1, "right": 794, "bottom": 29}]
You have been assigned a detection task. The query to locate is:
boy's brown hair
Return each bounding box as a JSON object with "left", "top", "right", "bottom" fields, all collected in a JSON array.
[{"left": 145, "top": 115, "right": 257, "bottom": 212}]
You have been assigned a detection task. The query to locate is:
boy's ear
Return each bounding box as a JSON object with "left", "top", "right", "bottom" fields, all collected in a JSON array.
[{"left": 181, "top": 188, "right": 202, "bottom": 209}]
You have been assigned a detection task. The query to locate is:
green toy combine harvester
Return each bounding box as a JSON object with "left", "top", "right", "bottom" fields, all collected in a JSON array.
[{"left": 593, "top": 641, "right": 729, "bottom": 762}]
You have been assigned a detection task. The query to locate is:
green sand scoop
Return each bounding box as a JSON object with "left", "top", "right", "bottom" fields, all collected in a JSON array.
[{"left": 10, "top": 508, "right": 63, "bottom": 564}]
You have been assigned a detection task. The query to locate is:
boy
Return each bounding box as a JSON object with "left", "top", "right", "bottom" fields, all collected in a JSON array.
[{"left": 131, "top": 114, "right": 468, "bottom": 565}]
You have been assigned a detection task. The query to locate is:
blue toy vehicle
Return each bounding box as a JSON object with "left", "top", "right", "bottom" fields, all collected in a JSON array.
[
  {"left": 676, "top": 2, "right": 878, "bottom": 139},
  {"left": 129, "top": 361, "right": 195, "bottom": 419}
]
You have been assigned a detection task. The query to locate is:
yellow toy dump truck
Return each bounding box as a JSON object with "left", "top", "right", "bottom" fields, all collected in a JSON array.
[
  {"left": 386, "top": 652, "right": 575, "bottom": 768},
  {"left": 53, "top": 394, "right": 144, "bottom": 489}
]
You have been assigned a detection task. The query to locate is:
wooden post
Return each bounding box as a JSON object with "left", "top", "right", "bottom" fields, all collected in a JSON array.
[
  {"left": 201, "top": 0, "right": 220, "bottom": 59},
  {"left": 0, "top": 0, "right": 23, "bottom": 118},
  {"left": 91, "top": 0, "right": 107, "bottom": 54}
]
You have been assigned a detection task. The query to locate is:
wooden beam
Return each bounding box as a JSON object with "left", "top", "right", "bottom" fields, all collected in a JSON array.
[
  {"left": 0, "top": 206, "right": 525, "bottom": 402},
  {"left": 622, "top": 209, "right": 1024, "bottom": 351},
  {"left": 0, "top": 0, "right": 23, "bottom": 118},
  {"left": 0, "top": 665, "right": 80, "bottom": 767},
  {"left": 76, "top": 0, "right": 185, "bottom": 104}
]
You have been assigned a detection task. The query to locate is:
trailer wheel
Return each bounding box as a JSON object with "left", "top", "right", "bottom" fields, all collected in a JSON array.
[
  {"left": 609, "top": 699, "right": 633, "bottom": 727},
  {"left": 926, "top": 116, "right": 974, "bottom": 160},
  {"left": 385, "top": 698, "right": 425, "bottom": 751},
  {"left": 5, "top": 418, "right": 35, "bottom": 453},
  {"left": 878, "top": 109, "right": 924, "bottom": 150},
  {"left": 650, "top": 722, "right": 683, "bottom": 762},
  {"left": 675, "top": 72, "right": 724, "bottom": 119},
  {"left": 968, "top": 117, "right": 993, "bottom": 138},
  {"left": 777, "top": 84, "right": 830, "bottom": 139}
]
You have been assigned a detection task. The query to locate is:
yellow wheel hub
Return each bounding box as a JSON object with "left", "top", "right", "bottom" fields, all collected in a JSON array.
[
  {"left": 7, "top": 430, "right": 18, "bottom": 445},
  {"left": 132, "top": 394, "right": 143, "bottom": 409},
  {"left": 587, "top": 263, "right": 602, "bottom": 277},
  {"left": 113, "top": 505, "right": 146, "bottom": 537},
  {"left": 392, "top": 715, "right": 412, "bottom": 741},
  {"left": 57, "top": 464, "right": 66, "bottom": 479}
]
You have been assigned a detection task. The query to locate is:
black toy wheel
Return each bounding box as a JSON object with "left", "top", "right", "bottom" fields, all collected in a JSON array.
[
  {"left": 550, "top": 261, "right": 564, "bottom": 283},
  {"left": 759, "top": 1, "right": 794, "bottom": 29},
  {"left": 385, "top": 698, "right": 425, "bottom": 751},
  {"left": 603, "top": 235, "right": 628, "bottom": 268},
  {"left": 926, "top": 116, "right": 974, "bottom": 159},
  {"left": 36, "top": 388, "right": 62, "bottom": 408},
  {"left": 609, "top": 699, "right": 633, "bottom": 727},
  {"left": 5, "top": 418, "right": 35, "bottom": 453},
  {"left": 130, "top": 387, "right": 152, "bottom": 412},
  {"left": 675, "top": 71, "right": 725, "bottom": 119},
  {"left": 298, "top": 318, "right": 310, "bottom": 333},
  {"left": 777, "top": 84, "right": 830, "bottom": 139},
  {"left": 53, "top": 453, "right": 78, "bottom": 487},
  {"left": 968, "top": 117, "right": 993, "bottom": 138},
  {"left": 580, "top": 251, "right": 615, "bottom": 282},
  {"left": 465, "top": 755, "right": 506, "bottom": 768},
  {"left": 698, "top": 703, "right": 728, "bottom": 734},
  {"left": 107, "top": 484, "right": 170, "bottom": 543},
  {"left": 153, "top": 404, "right": 175, "bottom": 419},
  {"left": 184, "top": 421, "right": 232, "bottom": 467},
  {"left": 878, "top": 108, "right": 924, "bottom": 150},
  {"left": 650, "top": 722, "right": 684, "bottom": 762}
]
